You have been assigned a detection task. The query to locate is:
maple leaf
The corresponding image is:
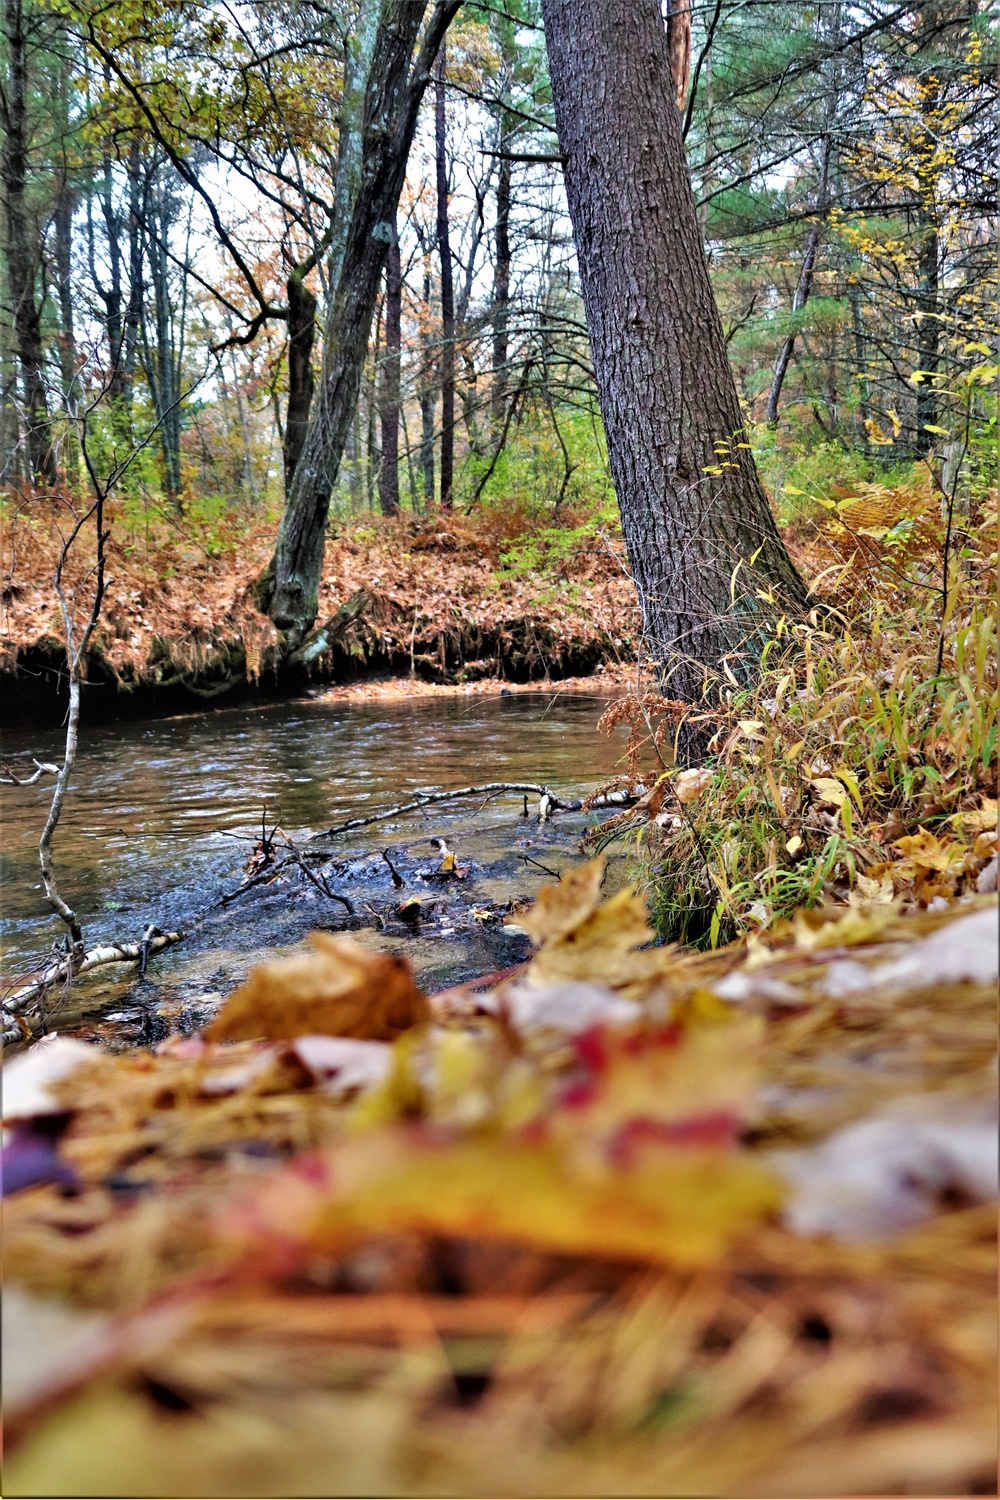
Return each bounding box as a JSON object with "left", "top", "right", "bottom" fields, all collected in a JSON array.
[
  {"left": 203, "top": 933, "right": 430, "bottom": 1043},
  {"left": 223, "top": 1128, "right": 782, "bottom": 1272}
]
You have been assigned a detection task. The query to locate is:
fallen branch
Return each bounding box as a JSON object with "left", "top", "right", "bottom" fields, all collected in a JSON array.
[
  {"left": 287, "top": 587, "right": 371, "bottom": 668},
  {"left": 316, "top": 783, "right": 584, "bottom": 838},
  {"left": 2, "top": 928, "right": 184, "bottom": 1020},
  {"left": 1, "top": 760, "right": 61, "bottom": 786}
]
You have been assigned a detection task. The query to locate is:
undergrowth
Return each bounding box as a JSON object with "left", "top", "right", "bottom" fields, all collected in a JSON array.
[{"left": 591, "top": 476, "right": 998, "bottom": 947}]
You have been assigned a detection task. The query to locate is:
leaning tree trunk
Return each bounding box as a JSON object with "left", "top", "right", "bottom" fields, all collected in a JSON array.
[
  {"left": 540, "top": 0, "right": 806, "bottom": 704},
  {"left": 262, "top": 0, "right": 460, "bottom": 642}
]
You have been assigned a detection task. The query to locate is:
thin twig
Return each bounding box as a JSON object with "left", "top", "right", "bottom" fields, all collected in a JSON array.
[{"left": 315, "top": 783, "right": 583, "bottom": 838}]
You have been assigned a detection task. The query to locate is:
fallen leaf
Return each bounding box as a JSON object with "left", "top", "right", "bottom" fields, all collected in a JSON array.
[
  {"left": 518, "top": 855, "right": 609, "bottom": 948},
  {"left": 224, "top": 1128, "right": 782, "bottom": 1272},
  {"left": 792, "top": 903, "right": 899, "bottom": 951},
  {"left": 892, "top": 830, "right": 967, "bottom": 874},
  {"left": 203, "top": 934, "right": 430, "bottom": 1043},
  {"left": 810, "top": 776, "right": 850, "bottom": 809}
]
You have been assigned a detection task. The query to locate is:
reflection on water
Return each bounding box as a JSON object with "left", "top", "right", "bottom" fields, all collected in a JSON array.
[{"left": 1, "top": 692, "right": 626, "bottom": 1008}]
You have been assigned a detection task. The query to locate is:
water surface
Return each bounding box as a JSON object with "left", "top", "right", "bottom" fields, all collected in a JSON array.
[{"left": 1, "top": 691, "right": 628, "bottom": 1041}]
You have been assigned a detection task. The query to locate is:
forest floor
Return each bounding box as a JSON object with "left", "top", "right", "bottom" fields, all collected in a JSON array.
[{"left": 1, "top": 499, "right": 641, "bottom": 717}]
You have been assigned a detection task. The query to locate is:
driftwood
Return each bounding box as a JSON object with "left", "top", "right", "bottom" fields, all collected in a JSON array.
[{"left": 2, "top": 928, "right": 184, "bottom": 1022}]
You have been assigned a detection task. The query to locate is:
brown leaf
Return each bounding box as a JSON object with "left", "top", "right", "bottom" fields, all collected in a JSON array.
[{"left": 203, "top": 934, "right": 430, "bottom": 1043}]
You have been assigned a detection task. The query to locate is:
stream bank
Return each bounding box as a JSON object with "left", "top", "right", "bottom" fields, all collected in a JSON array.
[{"left": 1, "top": 504, "right": 639, "bottom": 725}]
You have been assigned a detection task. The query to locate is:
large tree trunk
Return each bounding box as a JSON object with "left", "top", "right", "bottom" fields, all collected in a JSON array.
[
  {"left": 2, "top": 0, "right": 56, "bottom": 484},
  {"left": 434, "top": 41, "right": 456, "bottom": 508},
  {"left": 262, "top": 1, "right": 460, "bottom": 643},
  {"left": 540, "top": 0, "right": 806, "bottom": 704},
  {"left": 378, "top": 218, "right": 401, "bottom": 515}
]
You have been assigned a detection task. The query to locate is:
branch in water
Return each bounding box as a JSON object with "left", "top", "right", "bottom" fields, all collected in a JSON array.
[
  {"left": 2, "top": 929, "right": 184, "bottom": 1021},
  {"left": 316, "top": 782, "right": 586, "bottom": 838},
  {"left": 1, "top": 760, "right": 61, "bottom": 786}
]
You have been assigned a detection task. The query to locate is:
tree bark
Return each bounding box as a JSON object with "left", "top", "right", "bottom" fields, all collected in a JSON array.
[
  {"left": 262, "top": 1, "right": 461, "bottom": 642},
  {"left": 2, "top": 0, "right": 56, "bottom": 484},
  {"left": 540, "top": 0, "right": 806, "bottom": 705},
  {"left": 284, "top": 270, "right": 317, "bottom": 486},
  {"left": 435, "top": 41, "right": 456, "bottom": 508},
  {"left": 378, "top": 218, "right": 401, "bottom": 515}
]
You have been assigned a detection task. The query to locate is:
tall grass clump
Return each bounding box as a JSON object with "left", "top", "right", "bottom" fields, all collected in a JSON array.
[{"left": 593, "top": 474, "right": 998, "bottom": 947}]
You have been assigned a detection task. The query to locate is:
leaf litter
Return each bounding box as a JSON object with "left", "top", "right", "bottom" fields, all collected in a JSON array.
[{"left": 2, "top": 860, "right": 997, "bottom": 1497}]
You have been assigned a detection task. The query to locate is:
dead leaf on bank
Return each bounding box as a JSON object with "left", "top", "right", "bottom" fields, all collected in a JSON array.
[
  {"left": 674, "top": 767, "right": 712, "bottom": 804},
  {"left": 202, "top": 934, "right": 430, "bottom": 1043},
  {"left": 517, "top": 854, "right": 609, "bottom": 948},
  {"left": 790, "top": 901, "right": 901, "bottom": 952},
  {"left": 893, "top": 829, "right": 969, "bottom": 875},
  {"left": 951, "top": 797, "right": 998, "bottom": 837}
]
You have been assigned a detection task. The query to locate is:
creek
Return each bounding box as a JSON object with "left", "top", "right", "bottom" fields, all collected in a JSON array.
[{"left": 1, "top": 690, "right": 627, "bottom": 1046}]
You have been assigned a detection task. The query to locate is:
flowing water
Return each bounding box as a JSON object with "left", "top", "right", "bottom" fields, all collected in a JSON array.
[{"left": 1, "top": 690, "right": 628, "bottom": 1045}]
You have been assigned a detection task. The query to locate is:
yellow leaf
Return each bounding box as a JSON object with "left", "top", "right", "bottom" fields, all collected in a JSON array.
[
  {"left": 231, "top": 1126, "right": 781, "bottom": 1272},
  {"left": 810, "top": 776, "right": 849, "bottom": 808},
  {"left": 793, "top": 903, "right": 898, "bottom": 950},
  {"left": 529, "top": 889, "right": 663, "bottom": 991},
  {"left": 833, "top": 765, "right": 864, "bottom": 811},
  {"left": 893, "top": 830, "right": 967, "bottom": 873},
  {"left": 950, "top": 798, "right": 998, "bottom": 836},
  {"left": 518, "top": 854, "right": 608, "bottom": 948}
]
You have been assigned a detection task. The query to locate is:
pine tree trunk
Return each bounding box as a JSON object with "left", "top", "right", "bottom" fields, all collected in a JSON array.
[
  {"left": 378, "top": 219, "right": 401, "bottom": 515},
  {"left": 540, "top": 0, "right": 806, "bottom": 703},
  {"left": 435, "top": 42, "right": 456, "bottom": 508}
]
